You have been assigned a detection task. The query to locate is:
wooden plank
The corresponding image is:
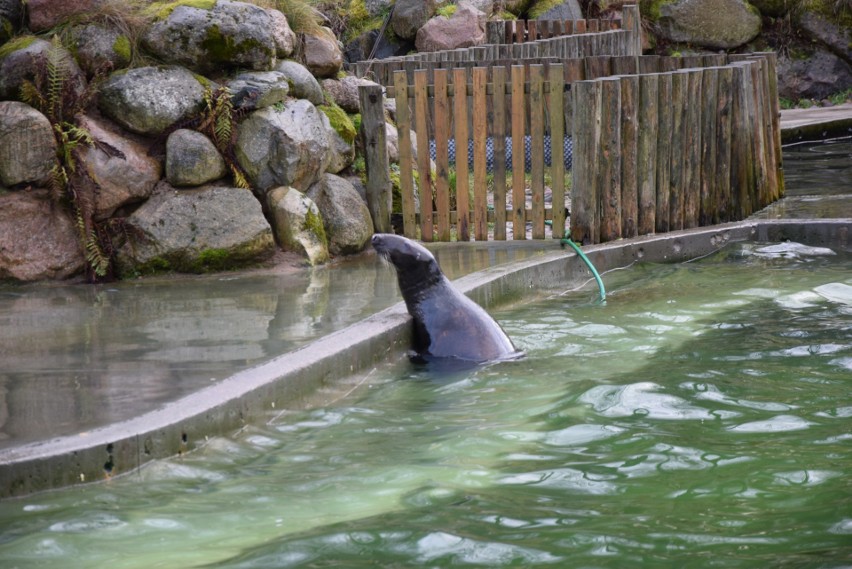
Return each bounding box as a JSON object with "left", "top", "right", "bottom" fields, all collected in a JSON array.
[
  {"left": 598, "top": 77, "right": 622, "bottom": 242},
  {"left": 637, "top": 73, "right": 658, "bottom": 235},
  {"left": 699, "top": 67, "right": 718, "bottom": 226},
  {"left": 358, "top": 84, "right": 392, "bottom": 233},
  {"left": 472, "top": 67, "right": 489, "bottom": 240},
  {"left": 730, "top": 63, "right": 754, "bottom": 219},
  {"left": 452, "top": 68, "right": 470, "bottom": 241},
  {"left": 549, "top": 63, "right": 566, "bottom": 239},
  {"left": 511, "top": 65, "right": 526, "bottom": 240},
  {"left": 752, "top": 52, "right": 784, "bottom": 198},
  {"left": 655, "top": 73, "right": 673, "bottom": 233},
  {"left": 527, "top": 20, "right": 537, "bottom": 42},
  {"left": 683, "top": 69, "right": 703, "bottom": 228},
  {"left": 492, "top": 66, "right": 508, "bottom": 241},
  {"left": 530, "top": 64, "right": 546, "bottom": 239},
  {"left": 413, "top": 70, "right": 433, "bottom": 241},
  {"left": 715, "top": 66, "right": 733, "bottom": 223},
  {"left": 622, "top": 4, "right": 642, "bottom": 56},
  {"left": 612, "top": 55, "right": 638, "bottom": 75},
  {"left": 391, "top": 72, "right": 416, "bottom": 237},
  {"left": 638, "top": 55, "right": 660, "bottom": 73},
  {"left": 575, "top": 19, "right": 586, "bottom": 34},
  {"left": 668, "top": 70, "right": 687, "bottom": 231},
  {"left": 433, "top": 69, "right": 451, "bottom": 241},
  {"left": 749, "top": 60, "right": 772, "bottom": 211},
  {"left": 585, "top": 55, "right": 612, "bottom": 79},
  {"left": 570, "top": 79, "right": 601, "bottom": 243},
  {"left": 620, "top": 74, "right": 639, "bottom": 238}
]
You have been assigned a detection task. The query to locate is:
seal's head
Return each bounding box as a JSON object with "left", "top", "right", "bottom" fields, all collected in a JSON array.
[{"left": 372, "top": 233, "right": 443, "bottom": 300}]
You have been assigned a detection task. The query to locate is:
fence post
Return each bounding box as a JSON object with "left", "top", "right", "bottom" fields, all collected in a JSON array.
[
  {"left": 358, "top": 84, "right": 392, "bottom": 234},
  {"left": 715, "top": 66, "right": 733, "bottom": 223},
  {"left": 549, "top": 63, "right": 567, "bottom": 238},
  {"left": 699, "top": 67, "right": 719, "bottom": 226},
  {"left": 392, "top": 72, "right": 416, "bottom": 237},
  {"left": 433, "top": 69, "right": 451, "bottom": 241},
  {"left": 683, "top": 68, "right": 703, "bottom": 228},
  {"left": 493, "top": 66, "right": 508, "bottom": 241},
  {"left": 571, "top": 79, "right": 601, "bottom": 244},
  {"left": 472, "top": 67, "right": 489, "bottom": 240},
  {"left": 453, "top": 68, "right": 471, "bottom": 241},
  {"left": 599, "top": 77, "right": 622, "bottom": 242},
  {"left": 655, "top": 73, "right": 672, "bottom": 233},
  {"left": 511, "top": 65, "right": 526, "bottom": 240},
  {"left": 413, "top": 70, "right": 434, "bottom": 241},
  {"left": 620, "top": 74, "right": 639, "bottom": 238},
  {"left": 530, "top": 64, "right": 546, "bottom": 239},
  {"left": 668, "top": 70, "right": 688, "bottom": 230},
  {"left": 637, "top": 73, "right": 658, "bottom": 235}
]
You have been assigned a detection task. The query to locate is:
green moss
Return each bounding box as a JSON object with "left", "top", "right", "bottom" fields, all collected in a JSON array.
[
  {"left": 0, "top": 35, "right": 37, "bottom": 60},
  {"left": 146, "top": 0, "right": 216, "bottom": 21},
  {"left": 528, "top": 0, "right": 564, "bottom": 19},
  {"left": 806, "top": 0, "right": 852, "bottom": 29},
  {"left": 639, "top": 0, "right": 676, "bottom": 21},
  {"left": 319, "top": 101, "right": 357, "bottom": 144},
  {"left": 112, "top": 34, "right": 131, "bottom": 63},
  {"left": 304, "top": 207, "right": 328, "bottom": 245},
  {"left": 436, "top": 4, "right": 458, "bottom": 18},
  {"left": 201, "top": 23, "right": 268, "bottom": 63}
]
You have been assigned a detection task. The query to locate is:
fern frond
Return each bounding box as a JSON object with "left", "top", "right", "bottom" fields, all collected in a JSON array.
[
  {"left": 231, "top": 164, "right": 250, "bottom": 189},
  {"left": 46, "top": 35, "right": 70, "bottom": 123},
  {"left": 19, "top": 80, "right": 47, "bottom": 111}
]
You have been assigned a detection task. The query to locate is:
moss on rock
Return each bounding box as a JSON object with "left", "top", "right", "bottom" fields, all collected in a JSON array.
[
  {"left": 319, "top": 100, "right": 357, "bottom": 144},
  {"left": 0, "top": 35, "right": 37, "bottom": 59},
  {"left": 147, "top": 0, "right": 217, "bottom": 21},
  {"left": 112, "top": 34, "right": 132, "bottom": 63}
]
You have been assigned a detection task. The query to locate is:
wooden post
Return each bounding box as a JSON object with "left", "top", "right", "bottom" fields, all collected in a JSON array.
[
  {"left": 358, "top": 84, "right": 392, "bottom": 233},
  {"left": 433, "top": 69, "right": 451, "bottom": 241},
  {"left": 599, "top": 77, "right": 622, "bottom": 242},
  {"left": 413, "top": 70, "right": 433, "bottom": 241},
  {"left": 549, "top": 63, "right": 567, "bottom": 238},
  {"left": 639, "top": 55, "right": 660, "bottom": 73},
  {"left": 655, "top": 73, "right": 672, "bottom": 233},
  {"left": 620, "top": 74, "right": 639, "bottom": 238},
  {"left": 699, "top": 67, "right": 718, "bottom": 226},
  {"left": 493, "top": 66, "right": 508, "bottom": 241},
  {"left": 715, "top": 66, "right": 733, "bottom": 223},
  {"left": 530, "top": 64, "right": 546, "bottom": 239},
  {"left": 752, "top": 52, "right": 784, "bottom": 198},
  {"left": 668, "top": 70, "right": 687, "bottom": 230},
  {"left": 622, "top": 4, "right": 642, "bottom": 56},
  {"left": 585, "top": 55, "right": 612, "bottom": 79},
  {"left": 452, "top": 68, "right": 470, "bottom": 241},
  {"left": 511, "top": 65, "right": 526, "bottom": 240},
  {"left": 571, "top": 80, "right": 601, "bottom": 244},
  {"left": 730, "top": 62, "right": 754, "bottom": 219},
  {"left": 392, "top": 72, "right": 416, "bottom": 237},
  {"left": 637, "top": 73, "right": 658, "bottom": 235},
  {"left": 749, "top": 59, "right": 773, "bottom": 211},
  {"left": 612, "top": 55, "right": 639, "bottom": 75},
  {"left": 683, "top": 69, "right": 703, "bottom": 228},
  {"left": 472, "top": 67, "right": 489, "bottom": 240}
]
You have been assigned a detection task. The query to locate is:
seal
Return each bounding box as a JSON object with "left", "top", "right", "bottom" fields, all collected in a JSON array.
[{"left": 372, "top": 233, "right": 519, "bottom": 364}]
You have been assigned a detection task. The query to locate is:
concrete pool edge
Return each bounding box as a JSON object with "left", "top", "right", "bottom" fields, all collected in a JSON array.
[{"left": 1, "top": 219, "right": 849, "bottom": 499}]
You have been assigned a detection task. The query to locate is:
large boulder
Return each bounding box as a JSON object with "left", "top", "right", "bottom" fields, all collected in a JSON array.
[
  {"left": 273, "top": 60, "right": 324, "bottom": 106},
  {"left": 117, "top": 183, "right": 275, "bottom": 275},
  {"left": 98, "top": 66, "right": 208, "bottom": 135},
  {"left": 142, "top": 0, "right": 288, "bottom": 75},
  {"left": 657, "top": 0, "right": 761, "bottom": 50},
  {"left": 165, "top": 128, "right": 227, "bottom": 188},
  {"left": 0, "top": 190, "right": 85, "bottom": 282},
  {"left": 302, "top": 26, "right": 343, "bottom": 79},
  {"left": 267, "top": 186, "right": 329, "bottom": 265},
  {"left": 531, "top": 0, "right": 582, "bottom": 19},
  {"left": 343, "top": 29, "right": 413, "bottom": 64},
  {"left": 69, "top": 23, "right": 132, "bottom": 77},
  {"left": 0, "top": 0, "right": 23, "bottom": 44},
  {"left": 321, "top": 76, "right": 379, "bottom": 114},
  {"left": 0, "top": 37, "right": 87, "bottom": 102},
  {"left": 269, "top": 8, "right": 297, "bottom": 57},
  {"left": 306, "top": 174, "right": 373, "bottom": 255},
  {"left": 798, "top": 10, "right": 852, "bottom": 67},
  {"left": 777, "top": 49, "right": 852, "bottom": 101},
  {"left": 77, "top": 114, "right": 162, "bottom": 219},
  {"left": 415, "top": 2, "right": 487, "bottom": 52},
  {"left": 25, "top": 0, "right": 100, "bottom": 32},
  {"left": 391, "top": 0, "right": 437, "bottom": 40},
  {"left": 235, "top": 99, "right": 331, "bottom": 193},
  {"left": 227, "top": 71, "right": 290, "bottom": 111},
  {"left": 0, "top": 101, "right": 56, "bottom": 187}
]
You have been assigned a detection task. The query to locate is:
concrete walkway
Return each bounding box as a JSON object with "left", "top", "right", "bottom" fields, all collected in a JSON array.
[{"left": 780, "top": 102, "right": 852, "bottom": 143}]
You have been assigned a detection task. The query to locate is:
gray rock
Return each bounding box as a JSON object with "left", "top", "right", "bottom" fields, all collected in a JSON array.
[
  {"left": 117, "top": 183, "right": 275, "bottom": 275},
  {"left": 69, "top": 23, "right": 131, "bottom": 76},
  {"left": 303, "top": 26, "right": 343, "bottom": 79},
  {"left": 532, "top": 0, "right": 582, "bottom": 20},
  {"left": 323, "top": 113, "right": 355, "bottom": 174},
  {"left": 142, "top": 0, "right": 285, "bottom": 74},
  {"left": 166, "top": 129, "right": 227, "bottom": 188},
  {"left": 306, "top": 174, "right": 373, "bottom": 255},
  {"left": 391, "top": 0, "right": 437, "bottom": 40},
  {"left": 321, "top": 75, "right": 378, "bottom": 113},
  {"left": 777, "top": 48, "right": 852, "bottom": 101},
  {"left": 343, "top": 29, "right": 413, "bottom": 64},
  {"left": 0, "top": 0, "right": 22, "bottom": 43},
  {"left": 270, "top": 8, "right": 297, "bottom": 57},
  {"left": 798, "top": 11, "right": 852, "bottom": 66},
  {"left": 0, "top": 190, "right": 85, "bottom": 282},
  {"left": 235, "top": 99, "right": 332, "bottom": 193},
  {"left": 98, "top": 66, "right": 208, "bottom": 135},
  {"left": 274, "top": 60, "right": 325, "bottom": 106},
  {"left": 228, "top": 71, "right": 290, "bottom": 111},
  {"left": 657, "top": 0, "right": 761, "bottom": 50},
  {"left": 77, "top": 114, "right": 161, "bottom": 219},
  {"left": 0, "top": 101, "right": 56, "bottom": 187},
  {"left": 365, "top": 0, "right": 393, "bottom": 17},
  {"left": 384, "top": 122, "right": 419, "bottom": 164},
  {"left": 416, "top": 2, "right": 486, "bottom": 53},
  {"left": 26, "top": 0, "right": 99, "bottom": 32},
  {"left": 0, "top": 37, "right": 87, "bottom": 102},
  {"left": 267, "top": 186, "right": 329, "bottom": 265},
  {"left": 748, "top": 0, "right": 790, "bottom": 17}
]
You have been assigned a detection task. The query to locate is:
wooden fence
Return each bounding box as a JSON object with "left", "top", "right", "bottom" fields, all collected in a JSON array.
[{"left": 485, "top": 16, "right": 620, "bottom": 45}]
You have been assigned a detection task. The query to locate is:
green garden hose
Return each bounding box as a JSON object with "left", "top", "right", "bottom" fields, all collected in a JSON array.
[{"left": 560, "top": 232, "right": 606, "bottom": 303}]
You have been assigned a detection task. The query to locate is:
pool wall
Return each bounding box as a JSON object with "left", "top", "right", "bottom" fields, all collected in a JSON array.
[{"left": 0, "top": 219, "right": 849, "bottom": 498}]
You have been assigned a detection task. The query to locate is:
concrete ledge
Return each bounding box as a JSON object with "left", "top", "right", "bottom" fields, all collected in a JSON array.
[
  {"left": 1, "top": 219, "right": 849, "bottom": 498},
  {"left": 780, "top": 103, "right": 852, "bottom": 144}
]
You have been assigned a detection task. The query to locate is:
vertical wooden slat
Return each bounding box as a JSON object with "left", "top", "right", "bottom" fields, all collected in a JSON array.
[
  {"left": 620, "top": 74, "right": 639, "bottom": 238},
  {"left": 452, "top": 68, "right": 470, "bottom": 241},
  {"left": 612, "top": 55, "right": 638, "bottom": 75},
  {"left": 492, "top": 66, "right": 508, "bottom": 241},
  {"left": 529, "top": 65, "right": 546, "bottom": 239},
  {"left": 622, "top": 4, "right": 642, "bottom": 56},
  {"left": 599, "top": 77, "right": 622, "bottom": 242},
  {"left": 668, "top": 70, "right": 687, "bottom": 231},
  {"left": 413, "top": 70, "right": 433, "bottom": 241},
  {"left": 392, "top": 72, "right": 416, "bottom": 237},
  {"left": 527, "top": 20, "right": 537, "bottom": 42},
  {"left": 549, "top": 63, "right": 566, "bottom": 239},
  {"left": 433, "top": 69, "right": 451, "bottom": 241},
  {"left": 575, "top": 19, "right": 586, "bottom": 34},
  {"left": 585, "top": 55, "right": 612, "bottom": 79},
  {"left": 511, "top": 65, "right": 526, "bottom": 240},
  {"left": 571, "top": 79, "right": 601, "bottom": 243},
  {"left": 753, "top": 52, "right": 784, "bottom": 198},
  {"left": 639, "top": 55, "right": 660, "bottom": 73},
  {"left": 730, "top": 62, "right": 754, "bottom": 219},
  {"left": 655, "top": 73, "right": 673, "bottom": 233},
  {"left": 637, "top": 73, "right": 658, "bottom": 235},
  {"left": 699, "top": 67, "right": 718, "bottom": 226},
  {"left": 358, "top": 84, "right": 392, "bottom": 233},
  {"left": 683, "top": 68, "right": 703, "bottom": 228},
  {"left": 715, "top": 66, "right": 733, "bottom": 223},
  {"left": 472, "top": 67, "right": 489, "bottom": 240}
]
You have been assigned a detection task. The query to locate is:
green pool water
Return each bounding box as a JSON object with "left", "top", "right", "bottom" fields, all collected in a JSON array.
[{"left": 0, "top": 243, "right": 849, "bottom": 568}]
